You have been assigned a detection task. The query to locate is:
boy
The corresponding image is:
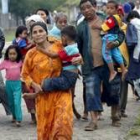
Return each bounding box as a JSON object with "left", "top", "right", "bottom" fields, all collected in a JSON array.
[{"left": 92, "top": 0, "right": 127, "bottom": 82}]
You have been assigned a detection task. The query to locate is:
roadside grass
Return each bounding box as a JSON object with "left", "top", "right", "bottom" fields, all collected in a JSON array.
[
  {"left": 125, "top": 112, "right": 140, "bottom": 140},
  {"left": 4, "top": 30, "right": 15, "bottom": 42}
]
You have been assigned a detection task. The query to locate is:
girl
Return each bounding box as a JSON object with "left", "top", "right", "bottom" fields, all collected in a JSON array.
[
  {"left": 12, "top": 26, "right": 33, "bottom": 58},
  {"left": 0, "top": 45, "right": 22, "bottom": 127},
  {"left": 48, "top": 12, "right": 68, "bottom": 42}
]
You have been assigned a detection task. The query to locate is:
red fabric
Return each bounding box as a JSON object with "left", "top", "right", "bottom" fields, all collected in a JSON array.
[
  {"left": 20, "top": 40, "right": 36, "bottom": 56},
  {"left": 105, "top": 17, "right": 116, "bottom": 29},
  {"left": 58, "top": 50, "right": 80, "bottom": 62}
]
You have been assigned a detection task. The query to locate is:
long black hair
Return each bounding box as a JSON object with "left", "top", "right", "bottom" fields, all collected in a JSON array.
[{"left": 5, "top": 45, "right": 22, "bottom": 62}]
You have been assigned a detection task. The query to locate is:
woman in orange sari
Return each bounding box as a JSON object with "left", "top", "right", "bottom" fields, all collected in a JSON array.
[{"left": 21, "top": 22, "right": 73, "bottom": 140}]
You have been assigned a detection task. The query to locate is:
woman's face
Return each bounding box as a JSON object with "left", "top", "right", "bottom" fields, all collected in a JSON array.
[
  {"left": 56, "top": 16, "right": 67, "bottom": 30},
  {"left": 31, "top": 25, "right": 47, "bottom": 44},
  {"left": 37, "top": 10, "right": 47, "bottom": 22}
]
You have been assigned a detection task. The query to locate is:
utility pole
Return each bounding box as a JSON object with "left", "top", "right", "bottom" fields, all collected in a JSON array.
[
  {"left": 1, "top": 0, "right": 9, "bottom": 29},
  {"left": 1, "top": 0, "right": 9, "bottom": 14}
]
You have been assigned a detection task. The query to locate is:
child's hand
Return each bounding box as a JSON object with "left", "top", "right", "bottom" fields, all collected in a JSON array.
[
  {"left": 31, "top": 82, "right": 42, "bottom": 93},
  {"left": 106, "top": 42, "right": 115, "bottom": 50}
]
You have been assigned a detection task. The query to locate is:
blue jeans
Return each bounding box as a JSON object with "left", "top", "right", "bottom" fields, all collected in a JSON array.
[
  {"left": 83, "top": 66, "right": 105, "bottom": 112},
  {"left": 42, "top": 70, "right": 78, "bottom": 92},
  {"left": 102, "top": 34, "right": 123, "bottom": 64}
]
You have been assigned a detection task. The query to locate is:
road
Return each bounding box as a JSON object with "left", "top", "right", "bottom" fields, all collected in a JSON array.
[{"left": 0, "top": 43, "right": 140, "bottom": 140}]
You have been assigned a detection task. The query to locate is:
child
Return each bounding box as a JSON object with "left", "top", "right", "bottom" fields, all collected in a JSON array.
[
  {"left": 0, "top": 45, "right": 22, "bottom": 127},
  {"left": 23, "top": 25, "right": 81, "bottom": 99},
  {"left": 92, "top": 0, "right": 127, "bottom": 82},
  {"left": 12, "top": 26, "right": 33, "bottom": 58}
]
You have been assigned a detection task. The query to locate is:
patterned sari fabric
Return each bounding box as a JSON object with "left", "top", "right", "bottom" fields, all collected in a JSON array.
[{"left": 21, "top": 42, "right": 73, "bottom": 140}]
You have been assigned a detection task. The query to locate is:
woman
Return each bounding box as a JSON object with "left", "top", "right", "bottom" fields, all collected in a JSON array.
[
  {"left": 22, "top": 15, "right": 45, "bottom": 124},
  {"left": 21, "top": 22, "right": 74, "bottom": 139},
  {"left": 126, "top": 11, "right": 140, "bottom": 98},
  {"left": 36, "top": 8, "right": 52, "bottom": 30}
]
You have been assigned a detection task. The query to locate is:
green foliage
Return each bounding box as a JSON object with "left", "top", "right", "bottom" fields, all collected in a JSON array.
[{"left": 9, "top": 0, "right": 66, "bottom": 20}]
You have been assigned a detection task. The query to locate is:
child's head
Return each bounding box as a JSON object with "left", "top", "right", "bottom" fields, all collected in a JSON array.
[
  {"left": 61, "top": 25, "right": 77, "bottom": 46},
  {"left": 106, "top": 0, "right": 118, "bottom": 16},
  {"left": 126, "top": 10, "right": 140, "bottom": 22},
  {"left": 5, "top": 45, "right": 22, "bottom": 62},
  {"left": 15, "top": 26, "right": 28, "bottom": 39},
  {"left": 55, "top": 13, "right": 68, "bottom": 30}
]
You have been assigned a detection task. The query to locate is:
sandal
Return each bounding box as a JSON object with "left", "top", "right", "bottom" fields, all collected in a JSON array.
[{"left": 85, "top": 122, "right": 98, "bottom": 131}]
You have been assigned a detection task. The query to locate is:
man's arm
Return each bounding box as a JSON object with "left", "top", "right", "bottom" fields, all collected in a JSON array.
[{"left": 76, "top": 25, "right": 83, "bottom": 55}]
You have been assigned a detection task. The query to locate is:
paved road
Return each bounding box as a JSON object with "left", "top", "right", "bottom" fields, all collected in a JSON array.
[{"left": 0, "top": 43, "right": 140, "bottom": 140}]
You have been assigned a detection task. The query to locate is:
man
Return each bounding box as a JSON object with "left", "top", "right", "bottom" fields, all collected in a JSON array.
[
  {"left": 0, "top": 28, "right": 11, "bottom": 115},
  {"left": 0, "top": 28, "right": 5, "bottom": 58},
  {"left": 77, "top": 0, "right": 125, "bottom": 131}
]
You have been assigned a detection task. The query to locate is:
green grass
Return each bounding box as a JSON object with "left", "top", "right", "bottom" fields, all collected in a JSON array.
[
  {"left": 4, "top": 30, "right": 15, "bottom": 42},
  {"left": 125, "top": 113, "right": 140, "bottom": 140}
]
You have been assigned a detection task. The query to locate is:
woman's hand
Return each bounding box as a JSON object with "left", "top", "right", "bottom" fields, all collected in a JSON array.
[
  {"left": 31, "top": 82, "right": 43, "bottom": 93},
  {"left": 72, "top": 55, "right": 83, "bottom": 65}
]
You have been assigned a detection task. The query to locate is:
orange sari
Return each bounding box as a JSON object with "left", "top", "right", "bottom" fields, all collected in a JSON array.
[{"left": 21, "top": 42, "right": 73, "bottom": 140}]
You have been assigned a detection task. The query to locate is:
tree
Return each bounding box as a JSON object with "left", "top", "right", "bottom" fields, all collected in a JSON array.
[{"left": 9, "top": 0, "right": 66, "bottom": 24}]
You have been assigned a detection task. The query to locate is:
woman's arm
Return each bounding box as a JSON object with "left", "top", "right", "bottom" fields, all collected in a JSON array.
[
  {"left": 21, "top": 51, "right": 42, "bottom": 93},
  {"left": 71, "top": 55, "right": 83, "bottom": 65}
]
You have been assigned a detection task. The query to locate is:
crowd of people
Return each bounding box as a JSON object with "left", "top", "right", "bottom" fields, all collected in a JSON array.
[{"left": 0, "top": 0, "right": 140, "bottom": 139}]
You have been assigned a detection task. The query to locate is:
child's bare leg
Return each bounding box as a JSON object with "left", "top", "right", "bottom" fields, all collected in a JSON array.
[
  {"left": 23, "top": 93, "right": 38, "bottom": 99},
  {"left": 120, "top": 64, "right": 127, "bottom": 80},
  {"left": 108, "top": 63, "right": 117, "bottom": 82}
]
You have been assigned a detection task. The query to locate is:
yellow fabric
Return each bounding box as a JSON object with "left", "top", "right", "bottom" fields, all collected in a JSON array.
[
  {"left": 113, "top": 14, "right": 121, "bottom": 27},
  {"left": 101, "top": 23, "right": 110, "bottom": 32},
  {"left": 48, "top": 36, "right": 61, "bottom": 43},
  {"left": 118, "top": 23, "right": 129, "bottom": 72},
  {"left": 101, "top": 14, "right": 121, "bottom": 32},
  {"left": 21, "top": 42, "right": 73, "bottom": 140}
]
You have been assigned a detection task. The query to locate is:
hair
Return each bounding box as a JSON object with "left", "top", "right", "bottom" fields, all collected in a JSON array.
[
  {"left": 36, "top": 8, "right": 49, "bottom": 16},
  {"left": 126, "top": 10, "right": 140, "bottom": 22},
  {"left": 61, "top": 25, "right": 77, "bottom": 41},
  {"left": 107, "top": 0, "right": 118, "bottom": 9},
  {"left": 129, "top": 2, "right": 135, "bottom": 10},
  {"left": 55, "top": 12, "right": 67, "bottom": 23},
  {"left": 5, "top": 45, "right": 22, "bottom": 62},
  {"left": 30, "top": 22, "right": 48, "bottom": 35},
  {"left": 79, "top": 0, "right": 97, "bottom": 7},
  {"left": 36, "top": 8, "right": 50, "bottom": 24},
  {"left": 15, "top": 26, "right": 27, "bottom": 38}
]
